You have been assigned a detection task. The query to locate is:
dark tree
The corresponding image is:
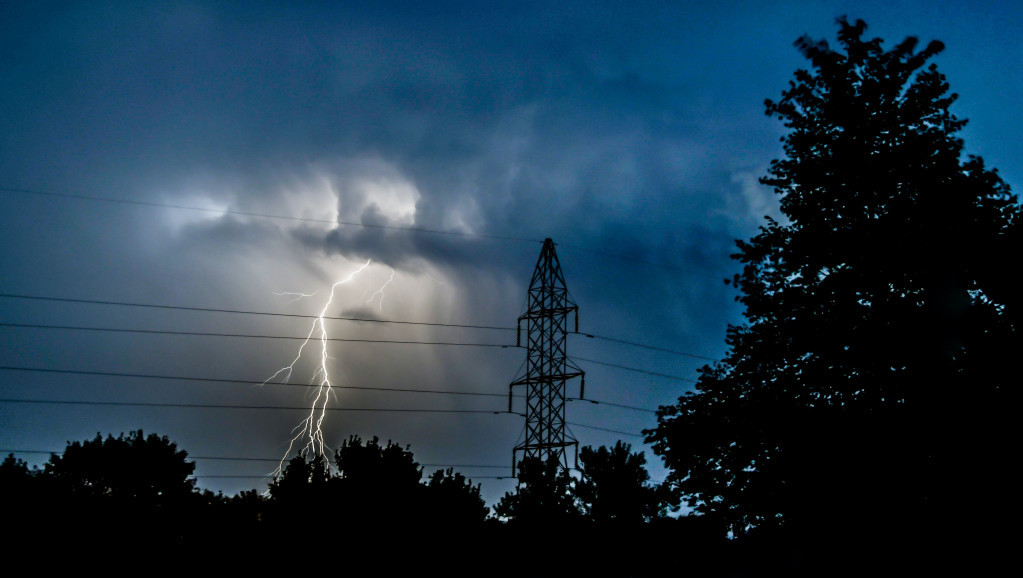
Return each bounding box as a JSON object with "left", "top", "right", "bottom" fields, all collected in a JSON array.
[
  {"left": 0, "top": 453, "right": 36, "bottom": 490},
  {"left": 332, "top": 435, "right": 422, "bottom": 520},
  {"left": 0, "top": 453, "right": 41, "bottom": 517},
  {"left": 576, "top": 441, "right": 665, "bottom": 527},
  {"left": 267, "top": 450, "right": 332, "bottom": 506},
  {"left": 45, "top": 430, "right": 196, "bottom": 504},
  {"left": 646, "top": 17, "right": 1016, "bottom": 572},
  {"left": 494, "top": 456, "right": 580, "bottom": 527},
  {"left": 422, "top": 467, "right": 489, "bottom": 528},
  {"left": 25, "top": 431, "right": 201, "bottom": 557},
  {"left": 333, "top": 435, "right": 422, "bottom": 491}
]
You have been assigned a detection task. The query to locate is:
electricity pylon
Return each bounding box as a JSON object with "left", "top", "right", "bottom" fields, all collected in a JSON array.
[{"left": 509, "top": 238, "right": 584, "bottom": 474}]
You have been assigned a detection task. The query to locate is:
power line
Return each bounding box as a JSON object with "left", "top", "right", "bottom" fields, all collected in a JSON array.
[
  {"left": 0, "top": 398, "right": 508, "bottom": 413},
  {"left": 567, "top": 397, "right": 658, "bottom": 414},
  {"left": 0, "top": 292, "right": 513, "bottom": 332},
  {"left": 0, "top": 448, "right": 511, "bottom": 470},
  {"left": 566, "top": 421, "right": 645, "bottom": 438},
  {"left": 0, "top": 398, "right": 648, "bottom": 441},
  {"left": 0, "top": 399, "right": 647, "bottom": 438},
  {"left": 573, "top": 356, "right": 697, "bottom": 383},
  {"left": 190, "top": 474, "right": 516, "bottom": 480},
  {"left": 0, "top": 366, "right": 661, "bottom": 415},
  {"left": 0, "top": 186, "right": 540, "bottom": 244},
  {"left": 0, "top": 291, "right": 719, "bottom": 360},
  {"left": 0, "top": 364, "right": 510, "bottom": 397},
  {"left": 0, "top": 322, "right": 516, "bottom": 348},
  {"left": 1, "top": 185, "right": 728, "bottom": 278},
  {"left": 573, "top": 333, "right": 717, "bottom": 361}
]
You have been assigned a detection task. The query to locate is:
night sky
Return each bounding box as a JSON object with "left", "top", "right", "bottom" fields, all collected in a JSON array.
[{"left": 2, "top": 1, "right": 1020, "bottom": 508}]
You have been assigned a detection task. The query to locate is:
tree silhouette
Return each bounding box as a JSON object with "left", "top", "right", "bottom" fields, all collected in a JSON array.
[
  {"left": 646, "top": 17, "right": 1017, "bottom": 572},
  {"left": 494, "top": 456, "right": 580, "bottom": 527},
  {"left": 0, "top": 453, "right": 36, "bottom": 492},
  {"left": 422, "top": 467, "right": 489, "bottom": 529},
  {"left": 576, "top": 442, "right": 665, "bottom": 527},
  {"left": 332, "top": 435, "right": 423, "bottom": 529},
  {"left": 0, "top": 453, "right": 42, "bottom": 524},
  {"left": 26, "top": 431, "right": 201, "bottom": 557},
  {"left": 267, "top": 450, "right": 332, "bottom": 505},
  {"left": 45, "top": 430, "right": 196, "bottom": 504}
]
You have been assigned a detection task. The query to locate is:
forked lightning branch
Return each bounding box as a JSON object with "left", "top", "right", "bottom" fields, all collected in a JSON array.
[{"left": 261, "top": 259, "right": 395, "bottom": 477}]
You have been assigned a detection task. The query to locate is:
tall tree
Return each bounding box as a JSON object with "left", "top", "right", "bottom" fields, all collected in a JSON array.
[
  {"left": 331, "top": 435, "right": 424, "bottom": 533},
  {"left": 422, "top": 467, "right": 489, "bottom": 528},
  {"left": 267, "top": 451, "right": 333, "bottom": 506},
  {"left": 34, "top": 431, "right": 199, "bottom": 556},
  {"left": 494, "top": 456, "right": 580, "bottom": 527},
  {"left": 0, "top": 453, "right": 41, "bottom": 516},
  {"left": 45, "top": 430, "right": 196, "bottom": 504},
  {"left": 646, "top": 17, "right": 1016, "bottom": 569},
  {"left": 576, "top": 442, "right": 665, "bottom": 527}
]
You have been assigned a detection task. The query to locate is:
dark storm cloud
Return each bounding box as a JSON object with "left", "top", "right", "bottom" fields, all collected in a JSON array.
[
  {"left": 2, "top": 0, "right": 765, "bottom": 244},
  {"left": 4, "top": 0, "right": 1021, "bottom": 504}
]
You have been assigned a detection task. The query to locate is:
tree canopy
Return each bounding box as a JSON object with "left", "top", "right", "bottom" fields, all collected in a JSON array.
[
  {"left": 575, "top": 441, "right": 666, "bottom": 527},
  {"left": 646, "top": 17, "right": 1017, "bottom": 568},
  {"left": 45, "top": 429, "right": 196, "bottom": 504},
  {"left": 494, "top": 455, "right": 580, "bottom": 527}
]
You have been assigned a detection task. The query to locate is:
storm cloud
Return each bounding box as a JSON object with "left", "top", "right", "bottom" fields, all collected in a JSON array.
[{"left": 2, "top": 1, "right": 1020, "bottom": 506}]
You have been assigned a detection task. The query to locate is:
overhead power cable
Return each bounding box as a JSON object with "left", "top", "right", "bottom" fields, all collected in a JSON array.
[
  {"left": 0, "top": 448, "right": 511, "bottom": 469},
  {"left": 573, "top": 332, "right": 717, "bottom": 361},
  {"left": 573, "top": 356, "right": 697, "bottom": 383},
  {"left": 0, "top": 292, "right": 512, "bottom": 331},
  {"left": 0, "top": 292, "right": 718, "bottom": 360},
  {"left": 0, "top": 322, "right": 516, "bottom": 348},
  {"left": 0, "top": 365, "right": 660, "bottom": 415},
  {"left": 0, "top": 365, "right": 508, "bottom": 398},
  {"left": 1, "top": 185, "right": 724, "bottom": 278},
  {"left": 190, "top": 474, "right": 515, "bottom": 480},
  {"left": 567, "top": 397, "right": 657, "bottom": 414},
  {"left": 0, "top": 398, "right": 507, "bottom": 413},
  {"left": 566, "top": 421, "right": 645, "bottom": 438},
  {"left": 0, "top": 186, "right": 539, "bottom": 244},
  {"left": 0, "top": 398, "right": 645, "bottom": 438}
]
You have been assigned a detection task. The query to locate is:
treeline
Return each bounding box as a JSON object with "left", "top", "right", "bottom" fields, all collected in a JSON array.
[{"left": 0, "top": 431, "right": 724, "bottom": 575}]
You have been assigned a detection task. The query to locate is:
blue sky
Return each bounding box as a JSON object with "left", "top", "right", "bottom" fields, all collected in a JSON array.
[{"left": 2, "top": 1, "right": 1020, "bottom": 507}]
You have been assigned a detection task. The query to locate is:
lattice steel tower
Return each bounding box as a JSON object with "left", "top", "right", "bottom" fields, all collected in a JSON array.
[{"left": 509, "top": 238, "right": 584, "bottom": 473}]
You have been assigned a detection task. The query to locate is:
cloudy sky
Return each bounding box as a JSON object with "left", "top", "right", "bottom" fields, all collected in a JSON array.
[{"left": 2, "top": 1, "right": 1020, "bottom": 507}]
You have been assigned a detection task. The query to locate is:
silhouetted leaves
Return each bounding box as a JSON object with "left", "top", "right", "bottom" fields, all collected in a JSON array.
[
  {"left": 647, "top": 16, "right": 1017, "bottom": 573},
  {"left": 577, "top": 441, "right": 666, "bottom": 527},
  {"left": 45, "top": 430, "right": 196, "bottom": 505},
  {"left": 494, "top": 456, "right": 581, "bottom": 527},
  {"left": 423, "top": 467, "right": 488, "bottom": 529}
]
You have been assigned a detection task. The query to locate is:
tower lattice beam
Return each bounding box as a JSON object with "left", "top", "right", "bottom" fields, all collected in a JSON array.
[{"left": 509, "top": 238, "right": 584, "bottom": 474}]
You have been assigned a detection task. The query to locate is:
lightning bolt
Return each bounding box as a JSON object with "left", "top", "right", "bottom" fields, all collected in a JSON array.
[
  {"left": 264, "top": 259, "right": 373, "bottom": 478},
  {"left": 273, "top": 291, "right": 318, "bottom": 304},
  {"left": 365, "top": 268, "right": 395, "bottom": 311}
]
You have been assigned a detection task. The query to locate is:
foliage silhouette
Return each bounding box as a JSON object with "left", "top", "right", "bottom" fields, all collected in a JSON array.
[
  {"left": 332, "top": 435, "right": 423, "bottom": 529},
  {"left": 494, "top": 456, "right": 581, "bottom": 527},
  {"left": 264, "top": 436, "right": 492, "bottom": 571},
  {"left": 0, "top": 453, "right": 36, "bottom": 491},
  {"left": 646, "top": 16, "right": 1017, "bottom": 572},
  {"left": 0, "top": 453, "right": 42, "bottom": 522},
  {"left": 45, "top": 429, "right": 196, "bottom": 504},
  {"left": 576, "top": 441, "right": 666, "bottom": 527},
  {"left": 422, "top": 467, "right": 489, "bottom": 529},
  {"left": 3, "top": 431, "right": 202, "bottom": 558},
  {"left": 267, "top": 450, "right": 332, "bottom": 505}
]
